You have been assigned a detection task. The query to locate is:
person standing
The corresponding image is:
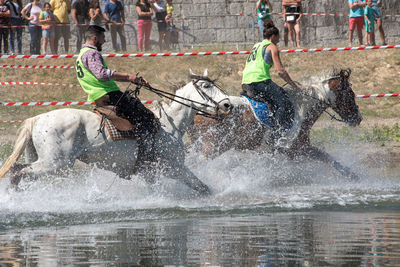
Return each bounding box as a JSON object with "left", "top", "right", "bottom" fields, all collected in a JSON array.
[
  {"left": 7, "top": 0, "right": 22, "bottom": 54},
  {"left": 283, "top": 0, "right": 302, "bottom": 47},
  {"left": 0, "top": 0, "right": 10, "bottom": 54},
  {"left": 348, "top": 0, "right": 366, "bottom": 46},
  {"left": 136, "top": 0, "right": 152, "bottom": 52},
  {"left": 256, "top": 0, "right": 273, "bottom": 41},
  {"left": 39, "top": 2, "right": 56, "bottom": 53},
  {"left": 372, "top": 0, "right": 386, "bottom": 45},
  {"left": 22, "top": 0, "right": 42, "bottom": 54},
  {"left": 150, "top": 0, "right": 169, "bottom": 51},
  {"left": 50, "top": 0, "right": 71, "bottom": 54},
  {"left": 241, "top": 21, "right": 300, "bottom": 145},
  {"left": 88, "top": 0, "right": 102, "bottom": 26},
  {"left": 72, "top": 0, "right": 89, "bottom": 52},
  {"left": 103, "top": 0, "right": 126, "bottom": 51}
]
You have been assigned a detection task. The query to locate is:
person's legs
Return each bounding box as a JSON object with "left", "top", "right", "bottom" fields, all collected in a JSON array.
[
  {"left": 34, "top": 26, "right": 42, "bottom": 54},
  {"left": 143, "top": 20, "right": 152, "bottom": 51},
  {"left": 294, "top": 21, "right": 301, "bottom": 47},
  {"left": 110, "top": 24, "right": 118, "bottom": 51},
  {"left": 16, "top": 27, "right": 22, "bottom": 54},
  {"left": 49, "top": 29, "right": 55, "bottom": 54},
  {"left": 117, "top": 24, "right": 126, "bottom": 51},
  {"left": 376, "top": 19, "right": 386, "bottom": 45},
  {"left": 258, "top": 19, "right": 264, "bottom": 40},
  {"left": 287, "top": 22, "right": 295, "bottom": 47},
  {"left": 137, "top": 20, "right": 144, "bottom": 51},
  {"left": 9, "top": 25, "right": 15, "bottom": 54},
  {"left": 348, "top": 18, "right": 356, "bottom": 46},
  {"left": 28, "top": 25, "right": 36, "bottom": 54},
  {"left": 63, "top": 24, "right": 70, "bottom": 53},
  {"left": 283, "top": 23, "right": 288, "bottom": 46},
  {"left": 42, "top": 36, "right": 48, "bottom": 53},
  {"left": 54, "top": 25, "right": 61, "bottom": 54},
  {"left": 356, "top": 17, "right": 363, "bottom": 45},
  {"left": 76, "top": 25, "right": 85, "bottom": 51}
]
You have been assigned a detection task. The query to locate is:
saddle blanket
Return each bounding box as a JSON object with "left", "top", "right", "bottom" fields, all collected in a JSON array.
[
  {"left": 243, "top": 96, "right": 275, "bottom": 128},
  {"left": 94, "top": 111, "right": 139, "bottom": 141}
]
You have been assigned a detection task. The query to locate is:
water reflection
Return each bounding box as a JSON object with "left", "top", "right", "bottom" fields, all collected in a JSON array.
[{"left": 0, "top": 212, "right": 399, "bottom": 266}]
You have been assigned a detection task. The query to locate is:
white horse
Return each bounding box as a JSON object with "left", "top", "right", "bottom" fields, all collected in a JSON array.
[
  {"left": 0, "top": 70, "right": 232, "bottom": 196},
  {"left": 187, "top": 69, "right": 363, "bottom": 180}
]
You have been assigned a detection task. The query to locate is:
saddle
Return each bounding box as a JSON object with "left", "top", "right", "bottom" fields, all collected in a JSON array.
[{"left": 94, "top": 106, "right": 160, "bottom": 141}]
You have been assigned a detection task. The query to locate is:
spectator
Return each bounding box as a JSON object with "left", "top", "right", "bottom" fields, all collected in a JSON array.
[
  {"left": 150, "top": 0, "right": 169, "bottom": 51},
  {"left": 22, "top": 0, "right": 42, "bottom": 55},
  {"left": 72, "top": 0, "right": 89, "bottom": 52},
  {"left": 39, "top": 2, "right": 55, "bottom": 53},
  {"left": 348, "top": 0, "right": 366, "bottom": 46},
  {"left": 89, "top": 0, "right": 102, "bottom": 26},
  {"left": 104, "top": 0, "right": 126, "bottom": 51},
  {"left": 165, "top": 0, "right": 172, "bottom": 18},
  {"left": 372, "top": 0, "right": 386, "bottom": 45},
  {"left": 50, "top": 0, "right": 71, "bottom": 54},
  {"left": 256, "top": 0, "right": 273, "bottom": 41},
  {"left": 136, "top": 0, "right": 152, "bottom": 52},
  {"left": 0, "top": 0, "right": 10, "bottom": 54},
  {"left": 364, "top": 0, "right": 375, "bottom": 45},
  {"left": 7, "top": 0, "right": 23, "bottom": 54},
  {"left": 283, "top": 0, "right": 302, "bottom": 47}
]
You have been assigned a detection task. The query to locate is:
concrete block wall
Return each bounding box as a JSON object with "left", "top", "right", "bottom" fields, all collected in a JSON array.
[{"left": 119, "top": 0, "right": 400, "bottom": 48}]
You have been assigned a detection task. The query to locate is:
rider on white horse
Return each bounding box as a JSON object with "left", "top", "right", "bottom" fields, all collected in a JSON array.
[
  {"left": 75, "top": 25, "right": 158, "bottom": 173},
  {"left": 241, "top": 21, "right": 301, "bottom": 145}
]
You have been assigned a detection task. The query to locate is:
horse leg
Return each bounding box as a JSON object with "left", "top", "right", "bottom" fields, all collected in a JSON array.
[
  {"left": 9, "top": 159, "right": 74, "bottom": 190},
  {"left": 166, "top": 164, "right": 211, "bottom": 196},
  {"left": 302, "top": 146, "right": 360, "bottom": 181}
]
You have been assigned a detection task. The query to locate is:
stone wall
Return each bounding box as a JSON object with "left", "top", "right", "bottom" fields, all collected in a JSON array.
[{"left": 118, "top": 0, "right": 400, "bottom": 48}]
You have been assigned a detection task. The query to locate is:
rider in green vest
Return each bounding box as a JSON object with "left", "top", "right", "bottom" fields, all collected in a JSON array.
[
  {"left": 75, "top": 25, "right": 158, "bottom": 177},
  {"left": 242, "top": 21, "right": 301, "bottom": 145}
]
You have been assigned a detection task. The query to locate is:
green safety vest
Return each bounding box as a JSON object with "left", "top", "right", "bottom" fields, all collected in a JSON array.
[
  {"left": 242, "top": 39, "right": 273, "bottom": 85},
  {"left": 76, "top": 46, "right": 120, "bottom": 101}
]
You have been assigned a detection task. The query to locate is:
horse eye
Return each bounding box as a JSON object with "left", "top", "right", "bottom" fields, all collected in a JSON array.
[{"left": 203, "top": 83, "right": 211, "bottom": 88}]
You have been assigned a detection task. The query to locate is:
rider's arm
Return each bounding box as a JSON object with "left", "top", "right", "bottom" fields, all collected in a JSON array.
[{"left": 269, "top": 45, "right": 300, "bottom": 89}]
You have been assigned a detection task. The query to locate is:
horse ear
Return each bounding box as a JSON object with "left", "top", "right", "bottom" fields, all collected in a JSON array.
[
  {"left": 203, "top": 69, "right": 208, "bottom": 78},
  {"left": 189, "top": 69, "right": 195, "bottom": 77},
  {"left": 328, "top": 79, "right": 340, "bottom": 91}
]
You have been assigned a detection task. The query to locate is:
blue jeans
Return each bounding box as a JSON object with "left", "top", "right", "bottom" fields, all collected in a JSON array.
[
  {"left": 28, "top": 24, "right": 42, "bottom": 54},
  {"left": 9, "top": 18, "right": 23, "bottom": 54},
  {"left": 258, "top": 20, "right": 265, "bottom": 41}
]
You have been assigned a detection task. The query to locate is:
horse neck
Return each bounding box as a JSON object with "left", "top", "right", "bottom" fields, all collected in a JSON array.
[
  {"left": 159, "top": 83, "right": 198, "bottom": 138},
  {"left": 290, "top": 82, "right": 331, "bottom": 136}
]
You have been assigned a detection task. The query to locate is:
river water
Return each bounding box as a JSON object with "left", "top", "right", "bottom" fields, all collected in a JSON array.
[{"left": 0, "top": 146, "right": 399, "bottom": 266}]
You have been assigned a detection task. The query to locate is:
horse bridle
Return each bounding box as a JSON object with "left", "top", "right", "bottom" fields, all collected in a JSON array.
[{"left": 135, "top": 78, "right": 230, "bottom": 120}]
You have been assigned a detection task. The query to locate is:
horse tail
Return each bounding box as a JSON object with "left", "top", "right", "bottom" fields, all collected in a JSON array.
[{"left": 0, "top": 117, "right": 37, "bottom": 179}]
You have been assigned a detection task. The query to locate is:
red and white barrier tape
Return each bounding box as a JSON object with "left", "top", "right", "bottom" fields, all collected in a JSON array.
[
  {"left": 0, "top": 64, "right": 74, "bottom": 69},
  {"left": 0, "top": 82, "right": 81, "bottom": 87},
  {"left": 270, "top": 12, "right": 400, "bottom": 18},
  {"left": 0, "top": 100, "right": 157, "bottom": 107},
  {"left": 1, "top": 45, "right": 399, "bottom": 59},
  {"left": 355, "top": 93, "right": 400, "bottom": 98}
]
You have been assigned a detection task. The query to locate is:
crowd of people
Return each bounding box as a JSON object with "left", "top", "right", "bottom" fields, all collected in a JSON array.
[
  {"left": 0, "top": 0, "right": 390, "bottom": 55},
  {"left": 257, "top": 0, "right": 386, "bottom": 48},
  {"left": 0, "top": 0, "right": 175, "bottom": 54}
]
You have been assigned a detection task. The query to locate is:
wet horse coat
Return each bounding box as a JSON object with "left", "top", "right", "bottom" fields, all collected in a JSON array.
[
  {"left": 0, "top": 71, "right": 232, "bottom": 195},
  {"left": 187, "top": 69, "right": 363, "bottom": 180}
]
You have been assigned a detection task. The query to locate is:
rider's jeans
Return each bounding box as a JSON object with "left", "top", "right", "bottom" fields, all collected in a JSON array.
[{"left": 242, "top": 79, "right": 294, "bottom": 131}]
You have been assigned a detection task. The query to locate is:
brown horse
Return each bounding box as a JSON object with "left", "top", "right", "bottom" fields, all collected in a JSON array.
[{"left": 187, "top": 69, "right": 363, "bottom": 180}]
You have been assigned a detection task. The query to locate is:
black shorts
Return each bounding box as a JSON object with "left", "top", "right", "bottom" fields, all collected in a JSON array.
[{"left": 157, "top": 21, "right": 168, "bottom": 32}]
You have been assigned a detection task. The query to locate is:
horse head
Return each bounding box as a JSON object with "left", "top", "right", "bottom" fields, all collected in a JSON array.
[
  {"left": 325, "top": 69, "right": 362, "bottom": 127},
  {"left": 187, "top": 69, "right": 232, "bottom": 118}
]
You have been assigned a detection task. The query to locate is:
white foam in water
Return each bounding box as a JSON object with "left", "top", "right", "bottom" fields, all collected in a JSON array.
[{"left": 0, "top": 142, "right": 399, "bottom": 215}]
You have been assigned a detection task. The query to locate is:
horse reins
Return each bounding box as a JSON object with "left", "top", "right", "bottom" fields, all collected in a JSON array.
[{"left": 135, "top": 78, "right": 228, "bottom": 120}]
